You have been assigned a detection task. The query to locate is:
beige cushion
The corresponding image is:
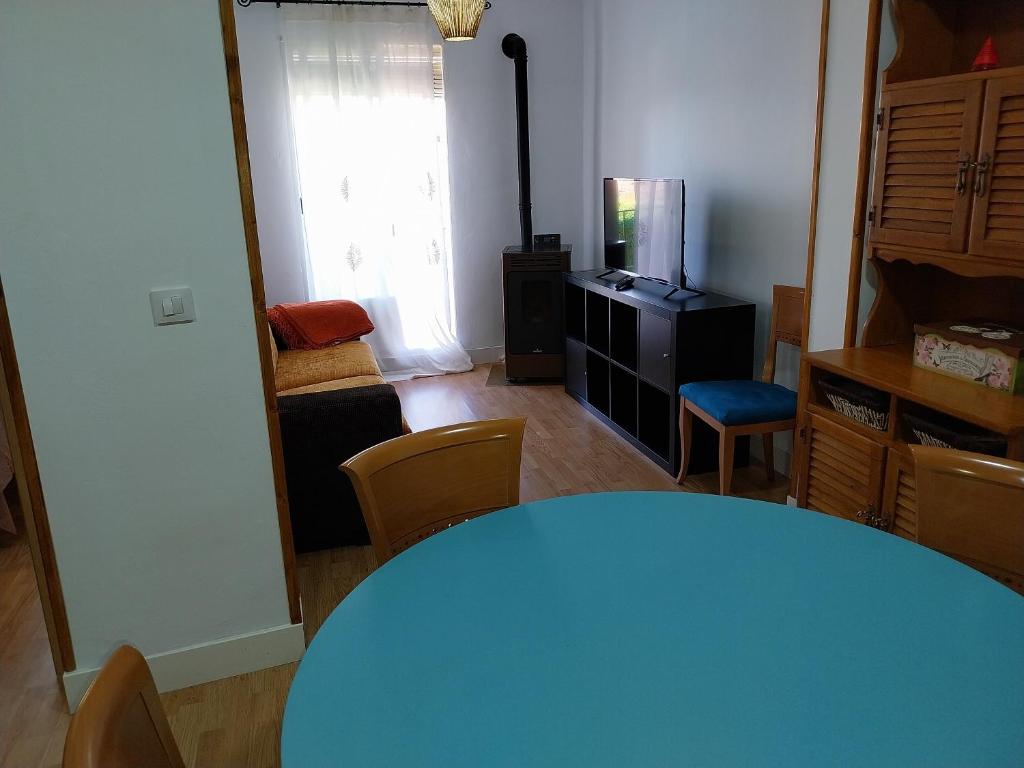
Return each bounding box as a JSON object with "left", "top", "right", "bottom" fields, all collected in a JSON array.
[
  {"left": 277, "top": 375, "right": 387, "bottom": 397},
  {"left": 274, "top": 341, "right": 383, "bottom": 393},
  {"left": 274, "top": 346, "right": 411, "bottom": 433}
]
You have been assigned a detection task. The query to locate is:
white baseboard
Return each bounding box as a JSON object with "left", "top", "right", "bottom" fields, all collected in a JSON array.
[
  {"left": 468, "top": 345, "right": 505, "bottom": 365},
  {"left": 64, "top": 621, "right": 305, "bottom": 712}
]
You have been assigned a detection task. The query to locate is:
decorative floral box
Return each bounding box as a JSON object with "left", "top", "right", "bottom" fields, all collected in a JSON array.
[{"left": 913, "top": 320, "right": 1024, "bottom": 395}]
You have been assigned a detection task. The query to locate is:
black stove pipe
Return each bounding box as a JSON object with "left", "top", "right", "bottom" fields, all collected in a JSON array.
[{"left": 502, "top": 33, "right": 533, "bottom": 251}]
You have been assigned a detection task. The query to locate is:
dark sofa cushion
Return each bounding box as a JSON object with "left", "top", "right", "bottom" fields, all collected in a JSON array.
[{"left": 278, "top": 384, "right": 404, "bottom": 553}]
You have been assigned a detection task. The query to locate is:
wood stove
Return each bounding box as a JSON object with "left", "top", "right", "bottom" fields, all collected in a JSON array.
[
  {"left": 500, "top": 33, "right": 570, "bottom": 381},
  {"left": 503, "top": 246, "right": 572, "bottom": 380}
]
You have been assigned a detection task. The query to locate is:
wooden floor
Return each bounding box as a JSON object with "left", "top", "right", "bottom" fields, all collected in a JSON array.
[{"left": 2, "top": 365, "right": 787, "bottom": 767}]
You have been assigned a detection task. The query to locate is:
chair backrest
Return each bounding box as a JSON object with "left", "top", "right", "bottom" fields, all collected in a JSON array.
[
  {"left": 341, "top": 418, "right": 527, "bottom": 565},
  {"left": 64, "top": 645, "right": 185, "bottom": 768},
  {"left": 762, "top": 284, "right": 805, "bottom": 384},
  {"left": 911, "top": 445, "right": 1024, "bottom": 595}
]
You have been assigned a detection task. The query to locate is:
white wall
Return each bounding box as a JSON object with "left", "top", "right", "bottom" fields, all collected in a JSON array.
[
  {"left": 235, "top": 0, "right": 585, "bottom": 356},
  {"left": 236, "top": 6, "right": 310, "bottom": 308},
  {"left": 582, "top": 0, "right": 822, "bottom": 468},
  {"left": 444, "top": 0, "right": 584, "bottom": 354},
  {"left": 0, "top": 0, "right": 302, "bottom": 703}
]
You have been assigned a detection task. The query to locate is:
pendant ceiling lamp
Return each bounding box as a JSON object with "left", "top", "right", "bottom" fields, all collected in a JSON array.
[{"left": 427, "top": 0, "right": 487, "bottom": 42}]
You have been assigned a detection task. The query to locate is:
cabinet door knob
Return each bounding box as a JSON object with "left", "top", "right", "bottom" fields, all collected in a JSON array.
[
  {"left": 975, "top": 154, "right": 991, "bottom": 198},
  {"left": 956, "top": 156, "right": 972, "bottom": 196},
  {"left": 662, "top": 353, "right": 671, "bottom": 359}
]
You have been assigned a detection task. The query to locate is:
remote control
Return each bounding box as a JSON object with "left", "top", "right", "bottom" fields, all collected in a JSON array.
[{"left": 614, "top": 276, "right": 635, "bottom": 292}]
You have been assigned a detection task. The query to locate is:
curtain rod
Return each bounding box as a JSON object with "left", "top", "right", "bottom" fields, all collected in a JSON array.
[{"left": 237, "top": 0, "right": 492, "bottom": 8}]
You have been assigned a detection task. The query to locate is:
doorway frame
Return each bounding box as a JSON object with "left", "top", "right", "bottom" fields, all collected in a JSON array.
[
  {"left": 219, "top": 0, "right": 302, "bottom": 625},
  {"left": 0, "top": 278, "right": 75, "bottom": 688}
]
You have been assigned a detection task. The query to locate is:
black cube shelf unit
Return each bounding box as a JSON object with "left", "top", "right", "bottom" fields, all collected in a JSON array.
[{"left": 565, "top": 270, "right": 756, "bottom": 477}]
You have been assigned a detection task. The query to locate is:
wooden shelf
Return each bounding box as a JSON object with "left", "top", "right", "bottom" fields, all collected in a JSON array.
[
  {"left": 884, "top": 0, "right": 1024, "bottom": 85},
  {"left": 885, "top": 63, "right": 1024, "bottom": 92},
  {"left": 871, "top": 245, "right": 1024, "bottom": 280},
  {"left": 805, "top": 345, "right": 1024, "bottom": 436},
  {"left": 564, "top": 271, "right": 756, "bottom": 476}
]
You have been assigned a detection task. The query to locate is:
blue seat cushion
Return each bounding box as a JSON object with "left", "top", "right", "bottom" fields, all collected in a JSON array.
[{"left": 679, "top": 380, "right": 797, "bottom": 427}]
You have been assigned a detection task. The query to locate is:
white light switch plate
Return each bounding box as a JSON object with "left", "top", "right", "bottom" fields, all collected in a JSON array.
[{"left": 149, "top": 288, "right": 196, "bottom": 326}]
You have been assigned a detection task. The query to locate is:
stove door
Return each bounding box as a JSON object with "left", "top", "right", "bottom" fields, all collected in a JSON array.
[{"left": 505, "top": 271, "right": 564, "bottom": 355}]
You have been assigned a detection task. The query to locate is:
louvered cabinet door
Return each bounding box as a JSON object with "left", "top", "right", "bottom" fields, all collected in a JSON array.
[
  {"left": 968, "top": 76, "right": 1024, "bottom": 264},
  {"left": 881, "top": 452, "right": 917, "bottom": 541},
  {"left": 870, "top": 81, "right": 984, "bottom": 251},
  {"left": 798, "top": 414, "right": 887, "bottom": 524}
]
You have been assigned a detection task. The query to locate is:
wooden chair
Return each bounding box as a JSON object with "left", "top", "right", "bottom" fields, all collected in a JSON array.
[
  {"left": 911, "top": 445, "right": 1024, "bottom": 595},
  {"left": 676, "top": 285, "right": 804, "bottom": 496},
  {"left": 341, "top": 417, "right": 527, "bottom": 565},
  {"left": 63, "top": 645, "right": 184, "bottom": 768}
]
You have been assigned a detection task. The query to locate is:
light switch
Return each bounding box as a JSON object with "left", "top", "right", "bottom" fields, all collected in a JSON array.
[{"left": 150, "top": 288, "right": 196, "bottom": 326}]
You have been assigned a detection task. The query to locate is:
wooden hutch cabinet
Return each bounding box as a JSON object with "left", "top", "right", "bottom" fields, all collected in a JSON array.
[{"left": 797, "top": 0, "right": 1024, "bottom": 535}]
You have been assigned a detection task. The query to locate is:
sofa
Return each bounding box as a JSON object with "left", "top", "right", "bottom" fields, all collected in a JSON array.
[{"left": 271, "top": 327, "right": 407, "bottom": 553}]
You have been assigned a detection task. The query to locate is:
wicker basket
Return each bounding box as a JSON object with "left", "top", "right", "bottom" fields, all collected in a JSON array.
[
  {"left": 820, "top": 377, "right": 890, "bottom": 432},
  {"left": 902, "top": 412, "right": 1007, "bottom": 457}
]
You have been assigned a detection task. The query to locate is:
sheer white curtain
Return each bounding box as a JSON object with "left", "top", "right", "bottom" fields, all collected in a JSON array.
[{"left": 282, "top": 5, "right": 471, "bottom": 378}]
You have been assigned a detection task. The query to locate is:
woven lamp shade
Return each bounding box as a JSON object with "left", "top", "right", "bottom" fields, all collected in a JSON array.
[{"left": 427, "top": 0, "right": 486, "bottom": 41}]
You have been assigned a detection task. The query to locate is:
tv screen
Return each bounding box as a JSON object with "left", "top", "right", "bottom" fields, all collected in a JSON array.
[{"left": 603, "top": 178, "right": 685, "bottom": 286}]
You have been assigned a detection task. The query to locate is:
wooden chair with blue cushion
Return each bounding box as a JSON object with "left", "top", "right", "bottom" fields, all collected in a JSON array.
[{"left": 676, "top": 285, "right": 804, "bottom": 496}]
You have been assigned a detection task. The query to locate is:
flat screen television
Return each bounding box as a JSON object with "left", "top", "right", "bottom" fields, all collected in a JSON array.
[{"left": 603, "top": 178, "right": 686, "bottom": 288}]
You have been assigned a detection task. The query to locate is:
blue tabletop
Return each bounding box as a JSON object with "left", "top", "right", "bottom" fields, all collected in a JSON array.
[{"left": 282, "top": 492, "right": 1024, "bottom": 767}]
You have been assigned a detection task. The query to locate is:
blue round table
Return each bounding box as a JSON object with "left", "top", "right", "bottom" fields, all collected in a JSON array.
[{"left": 282, "top": 492, "right": 1024, "bottom": 767}]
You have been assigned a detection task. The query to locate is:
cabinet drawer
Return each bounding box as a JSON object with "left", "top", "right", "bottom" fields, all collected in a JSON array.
[
  {"left": 800, "top": 414, "right": 887, "bottom": 523},
  {"left": 638, "top": 311, "right": 673, "bottom": 392},
  {"left": 565, "top": 338, "right": 586, "bottom": 398}
]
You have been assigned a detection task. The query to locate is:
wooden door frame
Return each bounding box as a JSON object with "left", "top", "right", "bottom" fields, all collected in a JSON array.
[
  {"left": 842, "top": 0, "right": 885, "bottom": 347},
  {"left": 0, "top": 278, "right": 75, "bottom": 688},
  {"left": 796, "top": 0, "right": 832, "bottom": 500},
  {"left": 802, "top": 0, "right": 832, "bottom": 357},
  {"left": 797, "top": 0, "right": 884, "bottom": 498},
  {"left": 802, "top": 0, "right": 884, "bottom": 353},
  {"left": 219, "top": 0, "right": 302, "bottom": 626}
]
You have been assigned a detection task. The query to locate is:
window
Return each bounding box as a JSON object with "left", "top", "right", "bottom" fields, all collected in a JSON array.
[{"left": 283, "top": 6, "right": 470, "bottom": 377}]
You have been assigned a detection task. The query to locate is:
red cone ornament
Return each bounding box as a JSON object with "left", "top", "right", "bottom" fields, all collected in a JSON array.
[{"left": 972, "top": 36, "right": 1000, "bottom": 72}]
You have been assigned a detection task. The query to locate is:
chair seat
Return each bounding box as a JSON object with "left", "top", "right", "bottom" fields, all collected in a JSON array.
[{"left": 679, "top": 380, "right": 797, "bottom": 427}]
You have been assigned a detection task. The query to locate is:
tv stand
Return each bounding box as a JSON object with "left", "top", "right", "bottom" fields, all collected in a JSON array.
[{"left": 564, "top": 269, "right": 755, "bottom": 476}]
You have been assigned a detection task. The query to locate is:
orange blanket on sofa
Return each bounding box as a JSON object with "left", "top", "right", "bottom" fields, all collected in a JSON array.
[{"left": 268, "top": 301, "right": 374, "bottom": 350}]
